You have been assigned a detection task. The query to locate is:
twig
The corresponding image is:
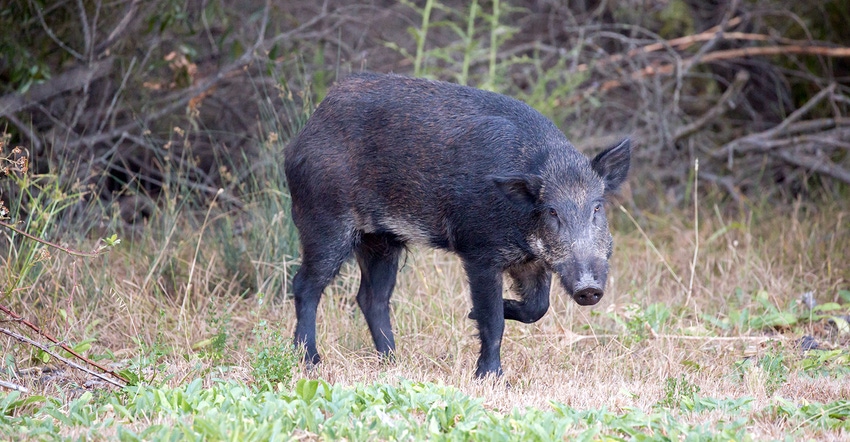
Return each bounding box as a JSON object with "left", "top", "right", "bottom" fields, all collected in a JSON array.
[
  {"left": 674, "top": 0, "right": 740, "bottom": 105},
  {"left": 46, "top": 1, "right": 331, "bottom": 152},
  {"left": 712, "top": 119, "right": 850, "bottom": 158},
  {"left": 256, "top": 0, "right": 271, "bottom": 49},
  {"left": 573, "top": 45, "right": 850, "bottom": 102},
  {"left": 94, "top": 0, "right": 142, "bottom": 56},
  {"left": 28, "top": 0, "right": 84, "bottom": 61},
  {"left": 700, "top": 172, "right": 745, "bottom": 207},
  {"left": 700, "top": 45, "right": 850, "bottom": 62},
  {"left": 711, "top": 85, "right": 841, "bottom": 162},
  {"left": 0, "top": 379, "right": 29, "bottom": 393},
  {"left": 542, "top": 332, "right": 781, "bottom": 343},
  {"left": 673, "top": 70, "right": 749, "bottom": 142},
  {"left": 749, "top": 83, "right": 837, "bottom": 141},
  {"left": 2, "top": 113, "right": 42, "bottom": 153},
  {"left": 773, "top": 150, "right": 850, "bottom": 184},
  {"left": 97, "top": 56, "right": 137, "bottom": 134},
  {"left": 0, "top": 304, "right": 130, "bottom": 385},
  {"left": 686, "top": 158, "right": 699, "bottom": 308},
  {"left": 76, "top": 0, "right": 92, "bottom": 60},
  {"left": 574, "top": 16, "right": 839, "bottom": 74},
  {"left": 0, "top": 327, "right": 126, "bottom": 389},
  {"left": 0, "top": 220, "right": 104, "bottom": 258},
  {"left": 651, "top": 334, "right": 781, "bottom": 342}
]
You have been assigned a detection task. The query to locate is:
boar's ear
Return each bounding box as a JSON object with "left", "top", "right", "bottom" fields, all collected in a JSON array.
[
  {"left": 492, "top": 174, "right": 543, "bottom": 207},
  {"left": 591, "top": 138, "right": 631, "bottom": 194}
]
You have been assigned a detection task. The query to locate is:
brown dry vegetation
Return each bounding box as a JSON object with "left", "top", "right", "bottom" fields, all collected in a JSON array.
[{"left": 3, "top": 186, "right": 849, "bottom": 437}]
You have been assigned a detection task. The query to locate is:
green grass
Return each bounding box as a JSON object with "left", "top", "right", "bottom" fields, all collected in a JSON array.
[{"left": 3, "top": 377, "right": 849, "bottom": 441}]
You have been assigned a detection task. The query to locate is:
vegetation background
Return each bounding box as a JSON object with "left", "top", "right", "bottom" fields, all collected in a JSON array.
[{"left": 1, "top": 0, "right": 849, "bottom": 439}]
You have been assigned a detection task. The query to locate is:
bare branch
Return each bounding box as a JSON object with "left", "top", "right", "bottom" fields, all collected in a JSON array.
[
  {"left": 76, "top": 0, "right": 92, "bottom": 59},
  {"left": 0, "top": 327, "right": 126, "bottom": 389},
  {"left": 673, "top": 70, "right": 749, "bottom": 142},
  {"left": 0, "top": 379, "right": 28, "bottom": 393},
  {"left": 0, "top": 221, "right": 106, "bottom": 257},
  {"left": 0, "top": 304, "right": 130, "bottom": 385},
  {"left": 94, "top": 0, "right": 142, "bottom": 56},
  {"left": 570, "top": 45, "right": 850, "bottom": 107},
  {"left": 752, "top": 83, "right": 837, "bottom": 140},
  {"left": 711, "top": 86, "right": 843, "bottom": 161},
  {"left": 0, "top": 58, "right": 113, "bottom": 118},
  {"left": 28, "top": 0, "right": 84, "bottom": 61},
  {"left": 773, "top": 150, "right": 850, "bottom": 184}
]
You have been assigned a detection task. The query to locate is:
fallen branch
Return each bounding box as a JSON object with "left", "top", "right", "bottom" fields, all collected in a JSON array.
[
  {"left": 0, "top": 58, "right": 113, "bottom": 117},
  {"left": 544, "top": 332, "right": 783, "bottom": 344},
  {"left": 773, "top": 149, "right": 850, "bottom": 184},
  {"left": 0, "top": 379, "right": 29, "bottom": 393},
  {"left": 744, "top": 83, "right": 837, "bottom": 142},
  {"left": 94, "top": 0, "right": 142, "bottom": 56},
  {"left": 712, "top": 126, "right": 850, "bottom": 155},
  {"left": 673, "top": 70, "right": 750, "bottom": 142},
  {"left": 574, "top": 13, "right": 843, "bottom": 74},
  {"left": 0, "top": 303, "right": 130, "bottom": 385},
  {"left": 574, "top": 45, "right": 850, "bottom": 99},
  {"left": 0, "top": 327, "right": 126, "bottom": 389},
  {"left": 710, "top": 85, "right": 845, "bottom": 161}
]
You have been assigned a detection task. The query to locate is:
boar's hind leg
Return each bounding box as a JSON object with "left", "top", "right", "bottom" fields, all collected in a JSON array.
[
  {"left": 504, "top": 262, "right": 551, "bottom": 323},
  {"left": 292, "top": 228, "right": 355, "bottom": 366},
  {"left": 355, "top": 233, "right": 403, "bottom": 358},
  {"left": 464, "top": 261, "right": 506, "bottom": 378}
]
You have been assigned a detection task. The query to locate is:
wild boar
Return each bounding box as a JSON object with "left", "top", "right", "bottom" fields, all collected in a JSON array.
[{"left": 284, "top": 72, "right": 630, "bottom": 377}]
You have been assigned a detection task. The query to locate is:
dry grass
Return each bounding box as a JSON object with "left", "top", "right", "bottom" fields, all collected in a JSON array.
[{"left": 2, "top": 194, "right": 849, "bottom": 438}]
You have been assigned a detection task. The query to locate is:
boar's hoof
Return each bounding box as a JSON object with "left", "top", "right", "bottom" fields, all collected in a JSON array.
[
  {"left": 573, "top": 287, "right": 603, "bottom": 306},
  {"left": 302, "top": 352, "right": 321, "bottom": 369}
]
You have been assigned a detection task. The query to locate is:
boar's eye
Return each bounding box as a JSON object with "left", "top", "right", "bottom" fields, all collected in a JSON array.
[
  {"left": 592, "top": 203, "right": 603, "bottom": 222},
  {"left": 545, "top": 208, "right": 560, "bottom": 229}
]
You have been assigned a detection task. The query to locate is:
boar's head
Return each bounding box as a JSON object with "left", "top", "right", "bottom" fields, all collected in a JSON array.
[{"left": 493, "top": 139, "right": 631, "bottom": 306}]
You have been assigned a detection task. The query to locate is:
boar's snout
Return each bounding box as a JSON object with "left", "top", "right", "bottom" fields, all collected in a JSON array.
[
  {"left": 573, "top": 284, "right": 603, "bottom": 306},
  {"left": 557, "top": 261, "right": 608, "bottom": 306}
]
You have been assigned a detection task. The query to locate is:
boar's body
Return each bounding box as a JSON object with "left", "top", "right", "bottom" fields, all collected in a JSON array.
[{"left": 285, "top": 72, "right": 630, "bottom": 378}]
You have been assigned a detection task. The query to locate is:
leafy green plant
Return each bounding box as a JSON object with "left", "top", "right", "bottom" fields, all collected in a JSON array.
[
  {"left": 511, "top": 56, "right": 588, "bottom": 130},
  {"left": 3, "top": 376, "right": 849, "bottom": 440},
  {"left": 1, "top": 153, "right": 82, "bottom": 298},
  {"left": 701, "top": 289, "right": 798, "bottom": 333},
  {"left": 606, "top": 302, "right": 672, "bottom": 345},
  {"left": 120, "top": 313, "right": 172, "bottom": 386},
  {"left": 192, "top": 304, "right": 233, "bottom": 363},
  {"left": 247, "top": 320, "right": 298, "bottom": 388},
  {"left": 798, "top": 349, "right": 850, "bottom": 376},
  {"left": 387, "top": 0, "right": 520, "bottom": 89},
  {"left": 658, "top": 373, "right": 701, "bottom": 410},
  {"left": 734, "top": 350, "right": 788, "bottom": 397},
  {"left": 771, "top": 397, "right": 850, "bottom": 431}
]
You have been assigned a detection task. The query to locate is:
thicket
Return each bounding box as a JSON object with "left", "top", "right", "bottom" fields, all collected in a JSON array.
[{"left": 1, "top": 0, "right": 848, "bottom": 223}]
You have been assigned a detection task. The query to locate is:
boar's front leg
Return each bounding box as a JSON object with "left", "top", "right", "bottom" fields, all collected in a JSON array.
[
  {"left": 354, "top": 233, "right": 403, "bottom": 357},
  {"left": 464, "top": 260, "right": 506, "bottom": 378},
  {"left": 504, "top": 261, "right": 551, "bottom": 323}
]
